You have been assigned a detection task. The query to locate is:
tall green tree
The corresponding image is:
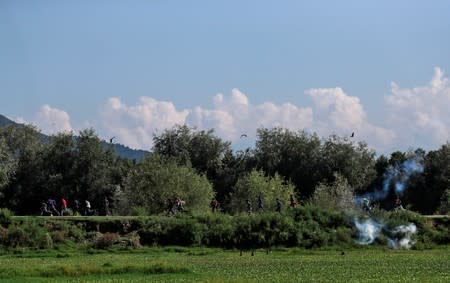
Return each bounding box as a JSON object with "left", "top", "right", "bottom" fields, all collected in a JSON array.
[
  {"left": 254, "top": 127, "right": 322, "bottom": 199},
  {"left": 319, "top": 135, "right": 377, "bottom": 192},
  {"left": 0, "top": 125, "right": 45, "bottom": 213},
  {"left": 122, "top": 154, "right": 214, "bottom": 214},
  {"left": 153, "top": 125, "right": 233, "bottom": 201},
  {"left": 71, "top": 129, "right": 118, "bottom": 213}
]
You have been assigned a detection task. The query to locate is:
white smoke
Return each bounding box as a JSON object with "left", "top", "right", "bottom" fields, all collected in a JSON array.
[
  {"left": 357, "top": 155, "right": 424, "bottom": 202},
  {"left": 387, "top": 224, "right": 417, "bottom": 249},
  {"left": 354, "top": 218, "right": 382, "bottom": 244},
  {"left": 354, "top": 218, "right": 418, "bottom": 249}
]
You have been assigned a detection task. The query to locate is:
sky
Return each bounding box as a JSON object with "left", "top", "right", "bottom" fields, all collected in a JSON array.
[{"left": 1, "top": 0, "right": 450, "bottom": 153}]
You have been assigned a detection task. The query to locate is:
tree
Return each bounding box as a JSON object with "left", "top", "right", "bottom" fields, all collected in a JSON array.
[
  {"left": 254, "top": 127, "right": 322, "bottom": 199},
  {"left": 309, "top": 173, "right": 355, "bottom": 211},
  {"left": 153, "top": 125, "right": 233, "bottom": 203},
  {"left": 0, "top": 136, "right": 14, "bottom": 190},
  {"left": 0, "top": 125, "right": 45, "bottom": 214},
  {"left": 229, "top": 169, "right": 295, "bottom": 214},
  {"left": 319, "top": 135, "right": 376, "bottom": 193},
  {"left": 71, "top": 129, "right": 119, "bottom": 214},
  {"left": 122, "top": 154, "right": 214, "bottom": 214}
]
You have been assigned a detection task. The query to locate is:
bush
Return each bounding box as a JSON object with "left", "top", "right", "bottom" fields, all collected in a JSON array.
[
  {"left": 0, "top": 208, "right": 12, "bottom": 228},
  {"left": 95, "top": 232, "right": 119, "bottom": 249},
  {"left": 1, "top": 221, "right": 51, "bottom": 249}
]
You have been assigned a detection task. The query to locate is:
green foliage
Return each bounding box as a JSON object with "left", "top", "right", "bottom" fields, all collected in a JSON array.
[
  {"left": 0, "top": 208, "right": 12, "bottom": 227},
  {"left": 0, "top": 220, "right": 51, "bottom": 249},
  {"left": 230, "top": 169, "right": 295, "bottom": 213},
  {"left": 123, "top": 155, "right": 214, "bottom": 214},
  {"left": 310, "top": 173, "right": 355, "bottom": 211}
]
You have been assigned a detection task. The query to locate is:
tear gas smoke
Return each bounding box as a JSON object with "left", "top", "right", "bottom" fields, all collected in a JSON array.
[
  {"left": 354, "top": 218, "right": 382, "bottom": 244},
  {"left": 387, "top": 223, "right": 417, "bottom": 249},
  {"left": 354, "top": 218, "right": 417, "bottom": 249},
  {"left": 358, "top": 157, "right": 423, "bottom": 202}
]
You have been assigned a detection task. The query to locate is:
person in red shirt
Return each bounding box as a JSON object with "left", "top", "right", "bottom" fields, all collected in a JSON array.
[{"left": 61, "top": 197, "right": 68, "bottom": 216}]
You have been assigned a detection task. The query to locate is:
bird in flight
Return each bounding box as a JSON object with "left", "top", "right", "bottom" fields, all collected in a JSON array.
[
  {"left": 350, "top": 132, "right": 355, "bottom": 138},
  {"left": 240, "top": 134, "right": 247, "bottom": 138},
  {"left": 109, "top": 136, "right": 115, "bottom": 143}
]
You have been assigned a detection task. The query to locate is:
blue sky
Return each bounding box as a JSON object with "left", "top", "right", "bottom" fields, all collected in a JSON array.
[{"left": 1, "top": 0, "right": 450, "bottom": 152}]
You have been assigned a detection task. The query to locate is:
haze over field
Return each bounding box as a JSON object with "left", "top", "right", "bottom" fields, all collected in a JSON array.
[{"left": 1, "top": 1, "right": 450, "bottom": 152}]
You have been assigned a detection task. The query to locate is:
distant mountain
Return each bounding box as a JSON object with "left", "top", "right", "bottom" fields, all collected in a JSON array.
[
  {"left": 0, "top": 114, "right": 149, "bottom": 161},
  {"left": 0, "top": 114, "right": 19, "bottom": 127}
]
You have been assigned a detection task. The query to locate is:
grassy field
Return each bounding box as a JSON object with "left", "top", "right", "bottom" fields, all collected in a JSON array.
[{"left": 0, "top": 247, "right": 449, "bottom": 282}]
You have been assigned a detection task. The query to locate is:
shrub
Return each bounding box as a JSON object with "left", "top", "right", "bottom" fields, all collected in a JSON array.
[
  {"left": 1, "top": 221, "right": 50, "bottom": 249},
  {"left": 95, "top": 232, "right": 119, "bottom": 249},
  {"left": 0, "top": 208, "right": 12, "bottom": 228}
]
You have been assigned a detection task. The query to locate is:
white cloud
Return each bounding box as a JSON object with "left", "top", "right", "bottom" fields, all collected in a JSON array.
[
  {"left": 100, "top": 97, "right": 190, "bottom": 149},
  {"left": 385, "top": 67, "right": 450, "bottom": 149},
  {"left": 34, "top": 105, "right": 73, "bottom": 135},
  {"left": 189, "top": 88, "right": 313, "bottom": 141},
  {"left": 305, "top": 87, "right": 395, "bottom": 149},
  {"left": 92, "top": 67, "right": 450, "bottom": 152}
]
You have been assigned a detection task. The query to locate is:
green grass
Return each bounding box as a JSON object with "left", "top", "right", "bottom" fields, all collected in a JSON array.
[{"left": 0, "top": 247, "right": 449, "bottom": 282}]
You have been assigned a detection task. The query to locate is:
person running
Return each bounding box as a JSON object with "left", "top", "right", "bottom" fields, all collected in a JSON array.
[
  {"left": 73, "top": 199, "right": 80, "bottom": 216},
  {"left": 85, "top": 200, "right": 92, "bottom": 216},
  {"left": 362, "top": 198, "right": 371, "bottom": 211},
  {"left": 48, "top": 198, "right": 60, "bottom": 216},
  {"left": 40, "top": 202, "right": 52, "bottom": 216},
  {"left": 275, "top": 198, "right": 282, "bottom": 212},
  {"left": 60, "top": 197, "right": 68, "bottom": 216},
  {"left": 175, "top": 197, "right": 184, "bottom": 211},
  {"left": 394, "top": 196, "right": 404, "bottom": 210},
  {"left": 104, "top": 197, "right": 110, "bottom": 216},
  {"left": 167, "top": 198, "right": 175, "bottom": 215},
  {"left": 210, "top": 198, "right": 219, "bottom": 212},
  {"left": 257, "top": 194, "right": 265, "bottom": 211},
  {"left": 289, "top": 194, "right": 297, "bottom": 208}
]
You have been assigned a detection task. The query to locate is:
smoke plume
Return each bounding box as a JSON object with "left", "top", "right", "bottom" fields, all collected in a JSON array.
[
  {"left": 359, "top": 156, "right": 424, "bottom": 202},
  {"left": 354, "top": 218, "right": 417, "bottom": 249}
]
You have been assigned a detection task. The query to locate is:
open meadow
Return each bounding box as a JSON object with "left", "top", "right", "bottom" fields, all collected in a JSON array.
[{"left": 0, "top": 246, "right": 449, "bottom": 282}]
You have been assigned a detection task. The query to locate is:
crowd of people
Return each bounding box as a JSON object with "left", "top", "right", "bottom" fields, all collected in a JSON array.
[
  {"left": 39, "top": 194, "right": 406, "bottom": 217},
  {"left": 40, "top": 197, "right": 110, "bottom": 216}
]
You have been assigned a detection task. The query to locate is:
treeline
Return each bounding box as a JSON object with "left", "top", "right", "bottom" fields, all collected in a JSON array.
[{"left": 0, "top": 124, "right": 449, "bottom": 215}]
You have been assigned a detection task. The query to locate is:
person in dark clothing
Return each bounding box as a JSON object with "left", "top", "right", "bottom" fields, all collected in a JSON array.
[
  {"left": 48, "top": 199, "right": 60, "bottom": 216},
  {"left": 40, "top": 202, "right": 52, "bottom": 216},
  {"left": 257, "top": 194, "right": 265, "bottom": 212},
  {"left": 73, "top": 199, "right": 80, "bottom": 215},
  {"left": 167, "top": 198, "right": 175, "bottom": 215},
  {"left": 210, "top": 198, "right": 219, "bottom": 212},
  {"left": 275, "top": 198, "right": 282, "bottom": 212}
]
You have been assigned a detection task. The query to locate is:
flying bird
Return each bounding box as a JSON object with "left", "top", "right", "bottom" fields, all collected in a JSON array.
[
  {"left": 350, "top": 132, "right": 354, "bottom": 138},
  {"left": 240, "top": 134, "right": 248, "bottom": 138},
  {"left": 109, "top": 136, "right": 115, "bottom": 143}
]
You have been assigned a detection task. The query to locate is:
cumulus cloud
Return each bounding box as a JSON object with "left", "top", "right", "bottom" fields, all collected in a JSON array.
[
  {"left": 189, "top": 88, "right": 313, "bottom": 141},
  {"left": 305, "top": 87, "right": 395, "bottom": 149},
  {"left": 97, "top": 67, "right": 450, "bottom": 152},
  {"left": 34, "top": 105, "right": 73, "bottom": 135},
  {"left": 100, "top": 97, "right": 190, "bottom": 149},
  {"left": 385, "top": 67, "right": 450, "bottom": 149}
]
